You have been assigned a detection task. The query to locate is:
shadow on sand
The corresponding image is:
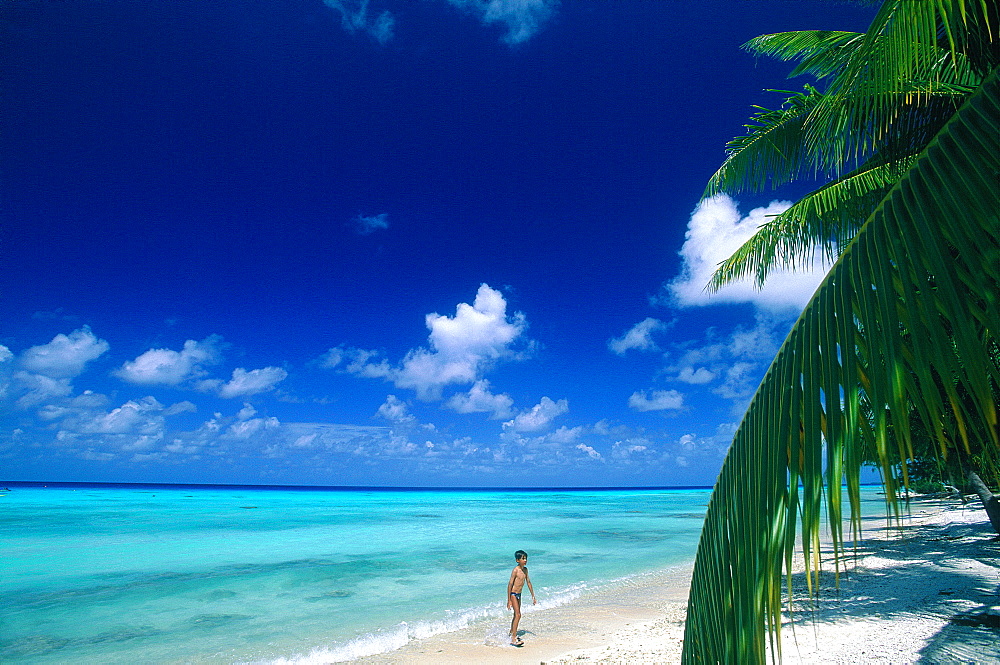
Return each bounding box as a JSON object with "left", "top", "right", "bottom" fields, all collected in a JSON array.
[{"left": 778, "top": 501, "right": 999, "bottom": 663}]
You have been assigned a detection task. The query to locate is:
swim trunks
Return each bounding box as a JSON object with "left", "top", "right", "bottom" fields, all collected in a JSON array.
[{"left": 510, "top": 592, "right": 521, "bottom": 601}]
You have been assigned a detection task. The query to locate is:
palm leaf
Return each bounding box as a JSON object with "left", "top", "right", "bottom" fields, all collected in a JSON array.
[
  {"left": 744, "top": 31, "right": 865, "bottom": 80},
  {"left": 681, "top": 67, "right": 1000, "bottom": 663},
  {"left": 705, "top": 1, "right": 994, "bottom": 293},
  {"left": 707, "top": 154, "right": 918, "bottom": 289},
  {"left": 704, "top": 87, "right": 824, "bottom": 196},
  {"left": 804, "top": 0, "right": 993, "bottom": 165}
]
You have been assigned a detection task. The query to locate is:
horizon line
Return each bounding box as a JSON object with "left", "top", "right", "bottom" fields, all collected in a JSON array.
[{"left": 0, "top": 480, "right": 715, "bottom": 492}]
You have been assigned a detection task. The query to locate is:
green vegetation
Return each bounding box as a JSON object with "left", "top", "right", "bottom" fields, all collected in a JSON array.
[{"left": 681, "top": 2, "right": 999, "bottom": 662}]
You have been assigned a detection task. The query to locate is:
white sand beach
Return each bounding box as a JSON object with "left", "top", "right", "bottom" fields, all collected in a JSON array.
[
  {"left": 550, "top": 497, "right": 999, "bottom": 665},
  {"left": 353, "top": 563, "right": 692, "bottom": 664},
  {"left": 356, "top": 498, "right": 999, "bottom": 664}
]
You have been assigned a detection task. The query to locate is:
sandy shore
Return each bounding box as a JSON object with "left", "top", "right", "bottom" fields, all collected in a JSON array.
[
  {"left": 351, "top": 497, "right": 998, "bottom": 664},
  {"left": 549, "top": 497, "right": 999, "bottom": 665},
  {"left": 352, "top": 564, "right": 693, "bottom": 664}
]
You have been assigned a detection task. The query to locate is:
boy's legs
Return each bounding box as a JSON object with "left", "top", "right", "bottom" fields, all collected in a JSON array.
[{"left": 509, "top": 593, "right": 522, "bottom": 643}]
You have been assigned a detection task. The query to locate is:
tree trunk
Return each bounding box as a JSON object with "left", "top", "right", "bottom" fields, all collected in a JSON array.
[{"left": 967, "top": 469, "right": 1000, "bottom": 535}]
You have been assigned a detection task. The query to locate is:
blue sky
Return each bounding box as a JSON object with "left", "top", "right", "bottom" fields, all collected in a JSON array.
[{"left": 1, "top": 0, "right": 876, "bottom": 487}]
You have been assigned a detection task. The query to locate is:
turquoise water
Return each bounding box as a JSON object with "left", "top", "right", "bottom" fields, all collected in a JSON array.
[{"left": 0, "top": 484, "right": 711, "bottom": 663}]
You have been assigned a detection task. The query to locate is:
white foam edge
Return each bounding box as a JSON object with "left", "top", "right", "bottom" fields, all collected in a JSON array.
[
  {"left": 258, "top": 565, "right": 693, "bottom": 664},
  {"left": 258, "top": 583, "right": 589, "bottom": 664}
]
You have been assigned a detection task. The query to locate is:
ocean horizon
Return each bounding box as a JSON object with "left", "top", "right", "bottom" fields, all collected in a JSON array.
[
  {"left": 0, "top": 480, "right": 715, "bottom": 491},
  {"left": 1, "top": 482, "right": 716, "bottom": 663}
]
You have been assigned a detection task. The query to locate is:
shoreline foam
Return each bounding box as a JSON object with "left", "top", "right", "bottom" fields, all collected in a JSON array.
[
  {"left": 348, "top": 564, "right": 693, "bottom": 664},
  {"left": 346, "top": 498, "right": 998, "bottom": 664}
]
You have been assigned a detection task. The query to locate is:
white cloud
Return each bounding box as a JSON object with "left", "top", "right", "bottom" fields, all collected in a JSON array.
[
  {"left": 608, "top": 317, "right": 667, "bottom": 355},
  {"left": 671, "top": 424, "right": 738, "bottom": 461},
  {"left": 377, "top": 394, "right": 417, "bottom": 425},
  {"left": 341, "top": 284, "right": 530, "bottom": 400},
  {"left": 19, "top": 327, "right": 109, "bottom": 378},
  {"left": 227, "top": 415, "right": 281, "bottom": 440},
  {"left": 712, "top": 361, "right": 758, "bottom": 401},
  {"left": 14, "top": 372, "right": 73, "bottom": 408},
  {"left": 667, "top": 194, "right": 832, "bottom": 312},
  {"left": 495, "top": 422, "right": 590, "bottom": 468},
  {"left": 37, "top": 391, "right": 108, "bottom": 420},
  {"left": 503, "top": 396, "right": 568, "bottom": 432},
  {"left": 662, "top": 314, "right": 787, "bottom": 404},
  {"left": 592, "top": 419, "right": 627, "bottom": 437},
  {"left": 79, "top": 450, "right": 115, "bottom": 461},
  {"left": 164, "top": 401, "right": 197, "bottom": 416},
  {"left": 324, "top": 0, "right": 554, "bottom": 46},
  {"left": 444, "top": 379, "right": 514, "bottom": 419},
  {"left": 611, "top": 438, "right": 651, "bottom": 459},
  {"left": 548, "top": 425, "right": 582, "bottom": 443},
  {"left": 424, "top": 285, "right": 525, "bottom": 358},
  {"left": 628, "top": 389, "right": 684, "bottom": 412},
  {"left": 676, "top": 366, "right": 716, "bottom": 384},
  {"left": 446, "top": 0, "right": 558, "bottom": 45},
  {"left": 164, "top": 440, "right": 200, "bottom": 454},
  {"left": 728, "top": 317, "right": 782, "bottom": 359},
  {"left": 0, "top": 345, "right": 12, "bottom": 363},
  {"left": 116, "top": 336, "right": 223, "bottom": 385},
  {"left": 73, "top": 397, "right": 164, "bottom": 436},
  {"left": 353, "top": 212, "right": 389, "bottom": 235},
  {"left": 54, "top": 396, "right": 168, "bottom": 452},
  {"left": 237, "top": 403, "right": 258, "bottom": 421},
  {"left": 324, "top": 0, "right": 395, "bottom": 44},
  {"left": 321, "top": 346, "right": 388, "bottom": 376},
  {"left": 213, "top": 367, "right": 288, "bottom": 399},
  {"left": 291, "top": 433, "right": 318, "bottom": 449},
  {"left": 318, "top": 346, "right": 344, "bottom": 369},
  {"left": 674, "top": 343, "right": 725, "bottom": 368},
  {"left": 31, "top": 308, "right": 79, "bottom": 323}
]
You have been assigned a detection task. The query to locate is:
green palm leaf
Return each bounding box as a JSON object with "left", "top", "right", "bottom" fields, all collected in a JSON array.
[
  {"left": 704, "top": 86, "right": 824, "bottom": 195},
  {"left": 707, "top": 154, "right": 918, "bottom": 289},
  {"left": 681, "top": 67, "right": 1000, "bottom": 664},
  {"left": 744, "top": 31, "right": 865, "bottom": 80},
  {"left": 707, "top": 2, "right": 995, "bottom": 293},
  {"left": 805, "top": 0, "right": 993, "bottom": 164}
]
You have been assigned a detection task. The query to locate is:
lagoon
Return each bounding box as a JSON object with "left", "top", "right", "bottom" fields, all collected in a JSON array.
[{"left": 1, "top": 483, "right": 711, "bottom": 663}]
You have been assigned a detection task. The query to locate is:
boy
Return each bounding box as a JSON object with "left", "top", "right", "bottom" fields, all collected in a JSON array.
[{"left": 506, "top": 549, "right": 536, "bottom": 647}]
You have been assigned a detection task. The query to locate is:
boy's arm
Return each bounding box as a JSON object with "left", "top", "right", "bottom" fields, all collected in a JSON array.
[
  {"left": 526, "top": 570, "right": 537, "bottom": 604},
  {"left": 506, "top": 568, "right": 517, "bottom": 606}
]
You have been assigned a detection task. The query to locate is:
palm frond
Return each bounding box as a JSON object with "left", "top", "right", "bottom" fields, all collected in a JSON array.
[
  {"left": 743, "top": 31, "right": 865, "bottom": 80},
  {"left": 682, "top": 67, "right": 1000, "bottom": 663},
  {"left": 707, "top": 155, "right": 918, "bottom": 290},
  {"left": 805, "top": 0, "right": 993, "bottom": 164},
  {"left": 713, "top": 8, "right": 985, "bottom": 195},
  {"left": 704, "top": 87, "right": 824, "bottom": 196}
]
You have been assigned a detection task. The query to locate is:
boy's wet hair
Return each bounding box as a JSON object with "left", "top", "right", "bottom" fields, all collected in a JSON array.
[{"left": 515, "top": 550, "right": 527, "bottom": 560}]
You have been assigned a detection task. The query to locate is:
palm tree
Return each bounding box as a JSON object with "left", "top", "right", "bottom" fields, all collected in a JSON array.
[
  {"left": 705, "top": 3, "right": 994, "bottom": 289},
  {"left": 680, "top": 1, "right": 999, "bottom": 661}
]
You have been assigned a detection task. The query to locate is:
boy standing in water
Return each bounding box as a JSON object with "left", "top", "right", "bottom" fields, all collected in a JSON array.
[{"left": 506, "top": 549, "right": 536, "bottom": 647}]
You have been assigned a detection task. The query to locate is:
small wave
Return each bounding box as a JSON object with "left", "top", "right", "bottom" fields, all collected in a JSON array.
[
  {"left": 522, "top": 582, "right": 586, "bottom": 613},
  {"left": 262, "top": 583, "right": 588, "bottom": 664},
  {"left": 266, "top": 625, "right": 410, "bottom": 664}
]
